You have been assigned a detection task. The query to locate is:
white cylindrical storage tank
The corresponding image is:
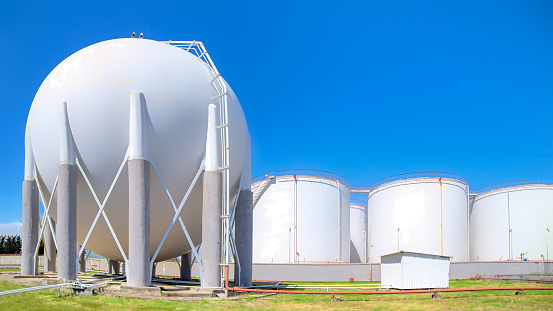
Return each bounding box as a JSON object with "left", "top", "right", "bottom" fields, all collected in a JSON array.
[
  {"left": 350, "top": 199, "right": 368, "bottom": 263},
  {"left": 470, "top": 181, "right": 553, "bottom": 261},
  {"left": 252, "top": 170, "right": 350, "bottom": 263},
  {"left": 26, "top": 38, "right": 250, "bottom": 262},
  {"left": 367, "top": 172, "right": 469, "bottom": 263}
]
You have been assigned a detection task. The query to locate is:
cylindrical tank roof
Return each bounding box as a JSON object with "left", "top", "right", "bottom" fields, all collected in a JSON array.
[
  {"left": 252, "top": 169, "right": 350, "bottom": 187},
  {"left": 472, "top": 179, "right": 553, "bottom": 197},
  {"left": 367, "top": 172, "right": 467, "bottom": 193}
]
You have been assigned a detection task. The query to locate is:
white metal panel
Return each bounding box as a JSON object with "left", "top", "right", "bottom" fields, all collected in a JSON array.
[
  {"left": 28, "top": 38, "right": 249, "bottom": 262},
  {"left": 380, "top": 253, "right": 402, "bottom": 288},
  {"left": 368, "top": 178, "right": 468, "bottom": 263},
  {"left": 381, "top": 252, "right": 450, "bottom": 289},
  {"left": 402, "top": 253, "right": 450, "bottom": 289},
  {"left": 471, "top": 186, "right": 553, "bottom": 261},
  {"left": 350, "top": 203, "right": 367, "bottom": 263},
  {"left": 252, "top": 174, "right": 350, "bottom": 263}
]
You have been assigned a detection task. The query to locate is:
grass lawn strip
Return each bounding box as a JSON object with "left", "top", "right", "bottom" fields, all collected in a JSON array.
[{"left": 0, "top": 279, "right": 551, "bottom": 310}]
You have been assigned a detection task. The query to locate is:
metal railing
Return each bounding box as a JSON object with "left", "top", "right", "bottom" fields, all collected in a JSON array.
[
  {"left": 251, "top": 169, "right": 350, "bottom": 187},
  {"left": 352, "top": 172, "right": 467, "bottom": 192},
  {"left": 164, "top": 40, "right": 232, "bottom": 288},
  {"left": 350, "top": 199, "right": 368, "bottom": 206},
  {"left": 473, "top": 179, "right": 553, "bottom": 195}
]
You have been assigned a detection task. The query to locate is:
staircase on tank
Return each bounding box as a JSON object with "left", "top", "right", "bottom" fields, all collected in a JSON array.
[{"left": 252, "top": 177, "right": 274, "bottom": 206}]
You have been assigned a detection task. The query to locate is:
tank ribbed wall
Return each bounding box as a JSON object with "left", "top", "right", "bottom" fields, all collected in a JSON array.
[
  {"left": 470, "top": 185, "right": 553, "bottom": 261},
  {"left": 253, "top": 174, "right": 350, "bottom": 263},
  {"left": 367, "top": 178, "right": 468, "bottom": 263}
]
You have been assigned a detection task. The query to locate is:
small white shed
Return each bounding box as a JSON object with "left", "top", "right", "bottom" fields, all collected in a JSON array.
[{"left": 381, "top": 251, "right": 451, "bottom": 289}]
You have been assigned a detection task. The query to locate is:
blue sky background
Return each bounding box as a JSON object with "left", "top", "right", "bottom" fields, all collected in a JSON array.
[{"left": 1, "top": 0, "right": 552, "bottom": 233}]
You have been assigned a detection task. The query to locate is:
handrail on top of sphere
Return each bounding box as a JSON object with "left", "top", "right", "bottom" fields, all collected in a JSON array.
[
  {"left": 162, "top": 41, "right": 220, "bottom": 74},
  {"left": 472, "top": 179, "right": 553, "bottom": 196},
  {"left": 251, "top": 169, "right": 350, "bottom": 187},
  {"left": 351, "top": 172, "right": 467, "bottom": 192}
]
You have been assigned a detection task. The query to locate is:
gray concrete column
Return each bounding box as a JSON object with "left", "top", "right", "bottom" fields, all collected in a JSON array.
[
  {"left": 180, "top": 253, "right": 191, "bottom": 280},
  {"left": 43, "top": 218, "right": 56, "bottom": 272},
  {"left": 21, "top": 180, "right": 39, "bottom": 275},
  {"left": 108, "top": 259, "right": 120, "bottom": 275},
  {"left": 234, "top": 189, "right": 253, "bottom": 287},
  {"left": 128, "top": 158, "right": 150, "bottom": 287},
  {"left": 78, "top": 244, "right": 86, "bottom": 272},
  {"left": 201, "top": 170, "right": 222, "bottom": 288},
  {"left": 151, "top": 263, "right": 157, "bottom": 278},
  {"left": 57, "top": 164, "right": 77, "bottom": 280}
]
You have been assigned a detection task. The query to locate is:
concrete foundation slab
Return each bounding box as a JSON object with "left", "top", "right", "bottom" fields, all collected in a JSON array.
[{"left": 120, "top": 285, "right": 161, "bottom": 296}]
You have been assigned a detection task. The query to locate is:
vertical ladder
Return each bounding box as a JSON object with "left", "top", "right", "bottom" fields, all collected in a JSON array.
[{"left": 162, "top": 41, "right": 232, "bottom": 288}]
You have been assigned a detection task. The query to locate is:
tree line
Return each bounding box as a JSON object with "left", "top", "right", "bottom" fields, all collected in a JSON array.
[
  {"left": 0, "top": 235, "right": 45, "bottom": 255},
  {"left": 0, "top": 235, "right": 22, "bottom": 254}
]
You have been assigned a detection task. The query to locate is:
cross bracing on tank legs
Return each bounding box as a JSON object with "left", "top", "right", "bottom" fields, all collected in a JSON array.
[
  {"left": 33, "top": 175, "right": 59, "bottom": 272},
  {"left": 76, "top": 153, "right": 130, "bottom": 265},
  {"left": 149, "top": 157, "right": 204, "bottom": 268}
]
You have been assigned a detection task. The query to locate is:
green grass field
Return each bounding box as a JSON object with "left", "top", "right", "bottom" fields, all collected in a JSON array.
[{"left": 0, "top": 279, "right": 552, "bottom": 310}]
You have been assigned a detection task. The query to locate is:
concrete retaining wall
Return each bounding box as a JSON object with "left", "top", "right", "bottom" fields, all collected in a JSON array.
[{"left": 3, "top": 255, "right": 552, "bottom": 282}]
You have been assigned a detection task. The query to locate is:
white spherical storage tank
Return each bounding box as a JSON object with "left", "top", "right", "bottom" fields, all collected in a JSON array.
[
  {"left": 26, "top": 38, "right": 250, "bottom": 263},
  {"left": 350, "top": 199, "right": 368, "bottom": 263},
  {"left": 470, "top": 181, "right": 553, "bottom": 261},
  {"left": 367, "top": 172, "right": 469, "bottom": 263},
  {"left": 252, "top": 170, "right": 350, "bottom": 263}
]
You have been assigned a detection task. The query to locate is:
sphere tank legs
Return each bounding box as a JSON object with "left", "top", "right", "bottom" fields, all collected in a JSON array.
[
  {"left": 57, "top": 102, "right": 77, "bottom": 281},
  {"left": 201, "top": 170, "right": 222, "bottom": 288},
  {"left": 21, "top": 180, "right": 39, "bottom": 275},
  {"left": 127, "top": 91, "right": 151, "bottom": 287},
  {"left": 180, "top": 253, "right": 191, "bottom": 280},
  {"left": 57, "top": 164, "right": 77, "bottom": 280},
  {"left": 44, "top": 218, "right": 56, "bottom": 272},
  {"left": 234, "top": 189, "right": 253, "bottom": 287}
]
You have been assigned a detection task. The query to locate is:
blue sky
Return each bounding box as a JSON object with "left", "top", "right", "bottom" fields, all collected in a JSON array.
[{"left": 1, "top": 0, "right": 552, "bottom": 232}]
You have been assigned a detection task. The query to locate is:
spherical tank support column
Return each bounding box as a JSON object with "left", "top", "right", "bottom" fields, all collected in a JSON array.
[
  {"left": 78, "top": 244, "right": 86, "bottom": 272},
  {"left": 234, "top": 136, "right": 253, "bottom": 287},
  {"left": 180, "top": 253, "right": 191, "bottom": 280},
  {"left": 21, "top": 125, "right": 39, "bottom": 275},
  {"left": 201, "top": 104, "right": 222, "bottom": 288},
  {"left": 109, "top": 259, "right": 121, "bottom": 275},
  {"left": 57, "top": 101, "right": 77, "bottom": 281},
  {"left": 43, "top": 218, "right": 56, "bottom": 272},
  {"left": 234, "top": 190, "right": 253, "bottom": 287},
  {"left": 127, "top": 91, "right": 151, "bottom": 287}
]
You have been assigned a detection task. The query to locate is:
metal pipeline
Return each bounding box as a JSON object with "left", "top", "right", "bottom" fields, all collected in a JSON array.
[
  {"left": 224, "top": 266, "right": 553, "bottom": 295},
  {"left": 478, "top": 277, "right": 553, "bottom": 283},
  {"left": 0, "top": 276, "right": 124, "bottom": 296}
]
